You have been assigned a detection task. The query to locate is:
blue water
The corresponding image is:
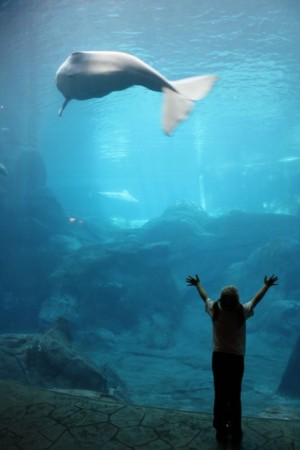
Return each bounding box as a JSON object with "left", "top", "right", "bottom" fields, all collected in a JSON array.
[
  {"left": 0, "top": 0, "right": 300, "bottom": 417},
  {"left": 1, "top": 0, "right": 299, "bottom": 219}
]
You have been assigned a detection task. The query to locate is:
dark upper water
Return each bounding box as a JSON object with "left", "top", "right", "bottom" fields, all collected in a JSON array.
[{"left": 0, "top": 0, "right": 300, "bottom": 416}]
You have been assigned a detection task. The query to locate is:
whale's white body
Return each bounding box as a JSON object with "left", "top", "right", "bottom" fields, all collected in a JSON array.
[{"left": 56, "top": 51, "right": 218, "bottom": 135}]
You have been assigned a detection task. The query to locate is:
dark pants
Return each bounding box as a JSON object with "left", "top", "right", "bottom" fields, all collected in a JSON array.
[{"left": 212, "top": 351, "right": 244, "bottom": 435}]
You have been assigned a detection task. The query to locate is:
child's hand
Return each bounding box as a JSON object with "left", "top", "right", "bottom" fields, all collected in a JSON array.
[
  {"left": 264, "top": 274, "right": 278, "bottom": 287},
  {"left": 186, "top": 274, "right": 200, "bottom": 286}
]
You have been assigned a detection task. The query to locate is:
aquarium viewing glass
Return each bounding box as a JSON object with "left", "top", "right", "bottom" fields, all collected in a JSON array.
[{"left": 0, "top": 0, "right": 299, "bottom": 417}]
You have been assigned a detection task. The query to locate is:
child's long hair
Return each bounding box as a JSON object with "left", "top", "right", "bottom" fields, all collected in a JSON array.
[{"left": 212, "top": 286, "right": 245, "bottom": 327}]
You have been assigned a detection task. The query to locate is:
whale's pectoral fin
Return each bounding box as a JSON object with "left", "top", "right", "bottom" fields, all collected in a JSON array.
[
  {"left": 162, "top": 88, "right": 194, "bottom": 135},
  {"left": 58, "top": 98, "right": 70, "bottom": 116}
]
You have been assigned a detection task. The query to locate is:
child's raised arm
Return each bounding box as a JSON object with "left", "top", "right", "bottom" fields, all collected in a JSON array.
[
  {"left": 186, "top": 274, "right": 209, "bottom": 303},
  {"left": 250, "top": 274, "right": 278, "bottom": 309}
]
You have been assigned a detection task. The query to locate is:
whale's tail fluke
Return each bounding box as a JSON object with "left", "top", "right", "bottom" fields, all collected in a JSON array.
[{"left": 162, "top": 74, "right": 218, "bottom": 135}]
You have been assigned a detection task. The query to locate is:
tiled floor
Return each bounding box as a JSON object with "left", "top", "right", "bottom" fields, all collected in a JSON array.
[{"left": 0, "top": 380, "right": 299, "bottom": 449}]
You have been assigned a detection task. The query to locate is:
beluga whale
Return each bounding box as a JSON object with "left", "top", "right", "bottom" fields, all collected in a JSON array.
[{"left": 56, "top": 51, "right": 218, "bottom": 135}]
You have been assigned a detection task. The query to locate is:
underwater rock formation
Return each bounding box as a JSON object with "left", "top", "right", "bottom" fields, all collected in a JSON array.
[
  {"left": 0, "top": 317, "right": 128, "bottom": 401},
  {"left": 0, "top": 150, "right": 69, "bottom": 331},
  {"left": 0, "top": 150, "right": 66, "bottom": 243},
  {"left": 278, "top": 332, "right": 300, "bottom": 398},
  {"left": 251, "top": 299, "right": 300, "bottom": 344},
  {"left": 39, "top": 292, "right": 79, "bottom": 325},
  {"left": 1, "top": 200, "right": 300, "bottom": 364},
  {"left": 34, "top": 203, "right": 300, "bottom": 347},
  {"left": 40, "top": 237, "right": 182, "bottom": 336}
]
